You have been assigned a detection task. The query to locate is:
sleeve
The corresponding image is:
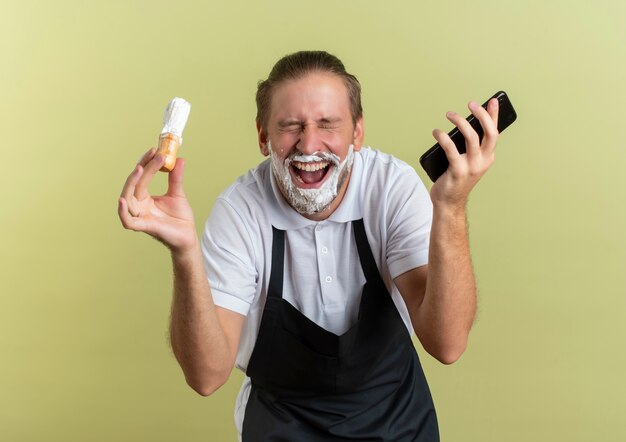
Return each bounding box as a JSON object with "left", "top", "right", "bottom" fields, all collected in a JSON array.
[
  {"left": 201, "top": 197, "right": 258, "bottom": 316},
  {"left": 385, "top": 164, "right": 433, "bottom": 279}
]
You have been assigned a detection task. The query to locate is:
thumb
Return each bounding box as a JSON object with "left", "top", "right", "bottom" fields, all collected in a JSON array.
[{"left": 167, "top": 157, "right": 187, "bottom": 197}]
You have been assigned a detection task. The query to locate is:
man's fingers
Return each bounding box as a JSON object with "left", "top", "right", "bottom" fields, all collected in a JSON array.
[
  {"left": 447, "top": 107, "right": 481, "bottom": 158},
  {"left": 468, "top": 100, "right": 499, "bottom": 154},
  {"left": 137, "top": 147, "right": 157, "bottom": 167},
  {"left": 118, "top": 197, "right": 145, "bottom": 231},
  {"left": 470, "top": 100, "right": 499, "bottom": 137},
  {"left": 433, "top": 129, "right": 463, "bottom": 169},
  {"left": 445, "top": 101, "right": 499, "bottom": 159},
  {"left": 119, "top": 197, "right": 168, "bottom": 243},
  {"left": 121, "top": 148, "right": 157, "bottom": 204},
  {"left": 167, "top": 157, "right": 186, "bottom": 198},
  {"left": 120, "top": 164, "right": 143, "bottom": 201},
  {"left": 487, "top": 98, "right": 499, "bottom": 128},
  {"left": 483, "top": 98, "right": 499, "bottom": 155},
  {"left": 135, "top": 154, "right": 165, "bottom": 201}
]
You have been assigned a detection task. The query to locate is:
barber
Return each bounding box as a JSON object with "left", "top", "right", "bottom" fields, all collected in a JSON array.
[{"left": 119, "top": 51, "right": 499, "bottom": 441}]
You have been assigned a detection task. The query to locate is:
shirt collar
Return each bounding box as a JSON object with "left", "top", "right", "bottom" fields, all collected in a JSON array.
[{"left": 266, "top": 150, "right": 363, "bottom": 230}]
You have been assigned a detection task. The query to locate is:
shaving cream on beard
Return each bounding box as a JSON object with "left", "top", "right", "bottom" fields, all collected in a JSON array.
[{"left": 268, "top": 141, "right": 355, "bottom": 215}]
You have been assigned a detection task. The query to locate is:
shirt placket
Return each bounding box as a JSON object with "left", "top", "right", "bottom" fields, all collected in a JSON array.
[{"left": 314, "top": 222, "right": 336, "bottom": 306}]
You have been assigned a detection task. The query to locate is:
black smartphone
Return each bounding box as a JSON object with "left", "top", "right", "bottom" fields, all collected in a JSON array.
[{"left": 419, "top": 91, "right": 517, "bottom": 182}]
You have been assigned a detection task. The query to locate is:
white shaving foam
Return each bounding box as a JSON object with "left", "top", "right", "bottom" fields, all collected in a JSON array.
[{"left": 269, "top": 141, "right": 354, "bottom": 215}]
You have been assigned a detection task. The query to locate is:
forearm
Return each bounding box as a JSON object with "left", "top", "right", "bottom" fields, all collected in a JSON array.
[
  {"left": 411, "top": 96, "right": 498, "bottom": 363},
  {"left": 169, "top": 240, "right": 233, "bottom": 395},
  {"left": 417, "top": 203, "right": 476, "bottom": 363}
]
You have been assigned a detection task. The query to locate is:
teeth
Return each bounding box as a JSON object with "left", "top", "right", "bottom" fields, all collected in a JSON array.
[{"left": 293, "top": 161, "right": 329, "bottom": 172}]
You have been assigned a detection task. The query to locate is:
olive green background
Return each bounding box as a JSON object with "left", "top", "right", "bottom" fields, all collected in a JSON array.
[{"left": 2, "top": 0, "right": 624, "bottom": 440}]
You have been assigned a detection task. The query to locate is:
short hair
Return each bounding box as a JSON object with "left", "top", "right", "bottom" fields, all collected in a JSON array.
[{"left": 255, "top": 51, "right": 363, "bottom": 131}]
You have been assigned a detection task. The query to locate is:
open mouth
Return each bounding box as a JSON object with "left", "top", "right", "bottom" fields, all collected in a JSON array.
[{"left": 290, "top": 160, "right": 333, "bottom": 188}]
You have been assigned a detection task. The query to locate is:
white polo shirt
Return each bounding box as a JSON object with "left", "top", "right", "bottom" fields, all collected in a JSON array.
[{"left": 201, "top": 147, "right": 433, "bottom": 435}]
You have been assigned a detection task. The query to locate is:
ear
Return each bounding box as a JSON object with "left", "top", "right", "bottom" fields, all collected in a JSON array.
[
  {"left": 352, "top": 116, "right": 365, "bottom": 152},
  {"left": 257, "top": 121, "right": 269, "bottom": 156}
]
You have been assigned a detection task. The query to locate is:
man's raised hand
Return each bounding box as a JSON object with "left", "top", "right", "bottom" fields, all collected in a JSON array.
[
  {"left": 429, "top": 98, "right": 499, "bottom": 209},
  {"left": 118, "top": 148, "right": 197, "bottom": 253}
]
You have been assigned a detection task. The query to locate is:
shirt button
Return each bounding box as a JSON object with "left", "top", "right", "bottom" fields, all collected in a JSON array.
[
  {"left": 325, "top": 276, "right": 332, "bottom": 283},
  {"left": 321, "top": 246, "right": 328, "bottom": 254}
]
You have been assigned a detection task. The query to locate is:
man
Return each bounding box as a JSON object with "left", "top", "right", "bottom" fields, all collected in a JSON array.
[{"left": 119, "top": 51, "right": 500, "bottom": 441}]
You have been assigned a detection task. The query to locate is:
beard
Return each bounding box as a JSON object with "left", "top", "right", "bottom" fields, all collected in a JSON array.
[{"left": 268, "top": 141, "right": 355, "bottom": 216}]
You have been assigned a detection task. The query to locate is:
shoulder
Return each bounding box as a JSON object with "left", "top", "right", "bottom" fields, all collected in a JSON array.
[
  {"left": 357, "top": 146, "right": 416, "bottom": 171},
  {"left": 356, "top": 148, "right": 432, "bottom": 279},
  {"left": 356, "top": 147, "right": 426, "bottom": 201},
  {"left": 357, "top": 147, "right": 422, "bottom": 188},
  {"left": 216, "top": 159, "right": 272, "bottom": 211},
  {"left": 355, "top": 146, "right": 431, "bottom": 237},
  {"left": 203, "top": 160, "right": 273, "bottom": 254}
]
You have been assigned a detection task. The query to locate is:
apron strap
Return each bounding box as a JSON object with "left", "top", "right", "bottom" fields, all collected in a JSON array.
[
  {"left": 268, "top": 226, "right": 285, "bottom": 299},
  {"left": 353, "top": 219, "right": 383, "bottom": 285}
]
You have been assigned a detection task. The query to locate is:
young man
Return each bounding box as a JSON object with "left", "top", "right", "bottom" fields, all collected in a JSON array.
[{"left": 119, "top": 51, "right": 500, "bottom": 441}]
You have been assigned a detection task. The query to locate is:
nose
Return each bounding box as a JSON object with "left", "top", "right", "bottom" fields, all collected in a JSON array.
[{"left": 296, "top": 125, "right": 322, "bottom": 155}]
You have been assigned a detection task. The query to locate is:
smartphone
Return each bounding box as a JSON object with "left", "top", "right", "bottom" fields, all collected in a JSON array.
[{"left": 419, "top": 91, "right": 517, "bottom": 182}]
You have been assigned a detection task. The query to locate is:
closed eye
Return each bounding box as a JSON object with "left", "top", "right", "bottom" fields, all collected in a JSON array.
[
  {"left": 318, "top": 117, "right": 341, "bottom": 130},
  {"left": 278, "top": 120, "right": 304, "bottom": 133},
  {"left": 287, "top": 125, "right": 301, "bottom": 131},
  {"left": 279, "top": 124, "right": 303, "bottom": 133}
]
